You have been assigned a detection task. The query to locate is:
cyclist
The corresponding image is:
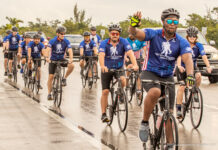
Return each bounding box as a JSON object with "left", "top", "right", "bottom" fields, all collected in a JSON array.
[
  {"left": 6, "top": 27, "right": 22, "bottom": 78},
  {"left": 79, "top": 31, "right": 98, "bottom": 85},
  {"left": 38, "top": 31, "right": 45, "bottom": 43},
  {"left": 18, "top": 34, "right": 31, "bottom": 73},
  {"left": 27, "top": 34, "right": 47, "bottom": 89},
  {"left": 99, "top": 24, "right": 138, "bottom": 122},
  {"left": 175, "top": 26, "right": 212, "bottom": 118},
  {"left": 90, "top": 26, "right": 101, "bottom": 47},
  {"left": 125, "top": 33, "right": 147, "bottom": 96},
  {"left": 3, "top": 30, "right": 11, "bottom": 76},
  {"left": 129, "top": 8, "right": 194, "bottom": 148},
  {"left": 46, "top": 26, "right": 74, "bottom": 100}
]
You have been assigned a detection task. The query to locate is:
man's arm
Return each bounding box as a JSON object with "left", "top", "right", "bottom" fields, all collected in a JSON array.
[
  {"left": 68, "top": 48, "right": 73, "bottom": 63},
  {"left": 93, "top": 47, "right": 98, "bottom": 56},
  {"left": 129, "top": 27, "right": 146, "bottom": 42},
  {"left": 80, "top": 48, "right": 84, "bottom": 57},
  {"left": 126, "top": 50, "right": 138, "bottom": 67},
  {"left": 28, "top": 48, "right": 32, "bottom": 59},
  {"left": 181, "top": 53, "right": 193, "bottom": 75}
]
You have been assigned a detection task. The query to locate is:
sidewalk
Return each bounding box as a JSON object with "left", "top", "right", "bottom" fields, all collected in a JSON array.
[{"left": 0, "top": 81, "right": 107, "bottom": 150}]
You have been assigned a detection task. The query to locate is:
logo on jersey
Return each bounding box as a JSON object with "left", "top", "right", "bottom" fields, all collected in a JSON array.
[
  {"left": 132, "top": 43, "right": 137, "bottom": 49},
  {"left": 110, "top": 46, "right": 118, "bottom": 56},
  {"left": 12, "top": 37, "right": 17, "bottom": 44},
  {"left": 85, "top": 44, "right": 90, "bottom": 50},
  {"left": 191, "top": 50, "right": 195, "bottom": 57},
  {"left": 25, "top": 46, "right": 28, "bottom": 52},
  {"left": 161, "top": 41, "right": 172, "bottom": 56},
  {"left": 56, "top": 44, "right": 62, "bottom": 53},
  {"left": 33, "top": 46, "right": 39, "bottom": 53}
]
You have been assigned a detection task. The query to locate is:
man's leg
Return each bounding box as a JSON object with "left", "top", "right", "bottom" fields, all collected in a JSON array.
[{"left": 195, "top": 72, "right": 201, "bottom": 87}]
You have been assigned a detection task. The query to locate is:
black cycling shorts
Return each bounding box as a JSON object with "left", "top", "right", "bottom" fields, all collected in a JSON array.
[
  {"left": 32, "top": 58, "right": 41, "bottom": 67},
  {"left": 101, "top": 70, "right": 125, "bottom": 90},
  {"left": 8, "top": 49, "right": 18, "bottom": 60},
  {"left": 4, "top": 52, "right": 8, "bottom": 59},
  {"left": 49, "top": 59, "right": 68, "bottom": 75},
  {"left": 141, "top": 70, "right": 175, "bottom": 110}
]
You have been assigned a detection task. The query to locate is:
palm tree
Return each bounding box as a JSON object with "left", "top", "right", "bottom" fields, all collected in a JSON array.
[{"left": 5, "top": 17, "right": 24, "bottom": 27}]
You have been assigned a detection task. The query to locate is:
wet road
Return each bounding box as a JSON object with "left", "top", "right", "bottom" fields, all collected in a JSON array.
[{"left": 1, "top": 48, "right": 218, "bottom": 150}]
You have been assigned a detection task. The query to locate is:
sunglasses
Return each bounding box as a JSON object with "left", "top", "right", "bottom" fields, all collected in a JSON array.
[
  {"left": 166, "top": 19, "right": 179, "bottom": 25},
  {"left": 59, "top": 32, "right": 65, "bottom": 35},
  {"left": 188, "top": 35, "right": 197, "bottom": 38},
  {"left": 111, "top": 32, "right": 119, "bottom": 36}
]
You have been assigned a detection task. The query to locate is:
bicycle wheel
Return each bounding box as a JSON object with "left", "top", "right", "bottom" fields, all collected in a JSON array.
[
  {"left": 88, "top": 65, "right": 94, "bottom": 89},
  {"left": 23, "top": 65, "right": 28, "bottom": 87},
  {"left": 106, "top": 88, "right": 115, "bottom": 126},
  {"left": 126, "top": 74, "right": 135, "bottom": 103},
  {"left": 35, "top": 79, "right": 40, "bottom": 94},
  {"left": 117, "top": 89, "right": 128, "bottom": 132},
  {"left": 31, "top": 73, "right": 35, "bottom": 92},
  {"left": 135, "top": 77, "right": 143, "bottom": 106},
  {"left": 93, "top": 62, "right": 98, "bottom": 83},
  {"left": 190, "top": 88, "right": 203, "bottom": 129},
  {"left": 54, "top": 75, "right": 63, "bottom": 107},
  {"left": 159, "top": 113, "right": 178, "bottom": 150}
]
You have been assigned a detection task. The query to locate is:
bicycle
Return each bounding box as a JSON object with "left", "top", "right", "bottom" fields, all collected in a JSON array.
[
  {"left": 8, "top": 51, "right": 18, "bottom": 83},
  {"left": 141, "top": 79, "right": 180, "bottom": 150},
  {"left": 22, "top": 56, "right": 29, "bottom": 87},
  {"left": 177, "top": 81, "right": 203, "bottom": 129},
  {"left": 28, "top": 58, "right": 45, "bottom": 94},
  {"left": 106, "top": 69, "right": 128, "bottom": 132},
  {"left": 50, "top": 60, "right": 67, "bottom": 108},
  {"left": 81, "top": 56, "right": 98, "bottom": 89}
]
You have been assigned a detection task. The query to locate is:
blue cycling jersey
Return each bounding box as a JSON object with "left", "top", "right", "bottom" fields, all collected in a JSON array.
[
  {"left": 126, "top": 38, "right": 146, "bottom": 52},
  {"left": 79, "top": 40, "right": 97, "bottom": 56},
  {"left": 142, "top": 29, "right": 192, "bottom": 77},
  {"left": 3, "top": 36, "right": 8, "bottom": 43},
  {"left": 7, "top": 33, "right": 21, "bottom": 50},
  {"left": 99, "top": 37, "right": 132, "bottom": 69},
  {"left": 48, "top": 36, "right": 71, "bottom": 61},
  {"left": 28, "top": 41, "right": 44, "bottom": 58},
  {"left": 181, "top": 42, "right": 206, "bottom": 68},
  {"left": 40, "top": 37, "right": 45, "bottom": 43},
  {"left": 19, "top": 41, "right": 29, "bottom": 56}
]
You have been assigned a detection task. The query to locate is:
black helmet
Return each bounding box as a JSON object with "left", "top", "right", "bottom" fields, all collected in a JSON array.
[
  {"left": 56, "top": 26, "right": 66, "bottom": 33},
  {"left": 6, "top": 30, "right": 12, "bottom": 35},
  {"left": 12, "top": 26, "right": 18, "bottom": 32},
  {"left": 33, "top": 34, "right": 41, "bottom": 39},
  {"left": 186, "top": 26, "right": 198, "bottom": 37},
  {"left": 24, "top": 34, "right": 31, "bottom": 38},
  {"left": 108, "top": 24, "right": 122, "bottom": 32},
  {"left": 90, "top": 26, "right": 96, "bottom": 31},
  {"left": 161, "top": 8, "right": 180, "bottom": 21},
  {"left": 83, "top": 31, "right": 91, "bottom": 36},
  {"left": 38, "top": 31, "right": 42, "bottom": 35}
]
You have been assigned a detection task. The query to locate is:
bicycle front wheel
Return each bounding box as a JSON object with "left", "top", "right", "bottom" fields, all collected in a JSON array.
[
  {"left": 106, "top": 88, "right": 115, "bottom": 126},
  {"left": 54, "top": 76, "right": 63, "bottom": 107},
  {"left": 93, "top": 62, "right": 98, "bottom": 83},
  {"left": 159, "top": 113, "right": 178, "bottom": 150},
  {"left": 117, "top": 89, "right": 128, "bottom": 132},
  {"left": 190, "top": 88, "right": 203, "bottom": 129}
]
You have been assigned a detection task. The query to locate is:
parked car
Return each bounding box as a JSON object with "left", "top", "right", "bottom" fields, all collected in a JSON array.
[
  {"left": 64, "top": 34, "right": 83, "bottom": 59},
  {"left": 0, "top": 35, "right": 3, "bottom": 46},
  {"left": 176, "top": 28, "right": 218, "bottom": 83}
]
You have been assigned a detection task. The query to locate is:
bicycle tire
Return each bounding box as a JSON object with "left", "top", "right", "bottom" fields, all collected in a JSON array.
[
  {"left": 128, "top": 74, "right": 135, "bottom": 103},
  {"left": 106, "top": 88, "right": 115, "bottom": 126},
  {"left": 136, "top": 77, "right": 143, "bottom": 106},
  {"left": 23, "top": 65, "right": 28, "bottom": 87},
  {"left": 93, "top": 62, "right": 98, "bottom": 83},
  {"left": 190, "top": 88, "right": 203, "bottom": 129},
  {"left": 177, "top": 88, "right": 189, "bottom": 123},
  {"left": 54, "top": 75, "right": 63, "bottom": 107},
  {"left": 159, "top": 113, "right": 179, "bottom": 150},
  {"left": 117, "top": 88, "right": 128, "bottom": 132}
]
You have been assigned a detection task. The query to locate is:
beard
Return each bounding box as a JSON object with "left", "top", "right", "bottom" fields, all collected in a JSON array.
[{"left": 163, "top": 25, "right": 176, "bottom": 37}]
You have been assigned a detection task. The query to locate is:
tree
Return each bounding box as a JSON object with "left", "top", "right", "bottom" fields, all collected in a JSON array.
[{"left": 5, "top": 17, "right": 23, "bottom": 27}]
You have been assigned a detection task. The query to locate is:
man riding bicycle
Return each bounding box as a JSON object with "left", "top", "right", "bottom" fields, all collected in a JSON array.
[
  {"left": 6, "top": 27, "right": 22, "bottom": 79},
  {"left": 99, "top": 24, "right": 138, "bottom": 122},
  {"left": 46, "top": 26, "right": 74, "bottom": 100},
  {"left": 3, "top": 30, "right": 12, "bottom": 76},
  {"left": 79, "top": 31, "right": 98, "bottom": 85},
  {"left": 28, "top": 34, "right": 47, "bottom": 89},
  {"left": 175, "top": 26, "right": 212, "bottom": 118},
  {"left": 129, "top": 8, "right": 194, "bottom": 149},
  {"left": 18, "top": 34, "right": 31, "bottom": 73},
  {"left": 125, "top": 33, "right": 147, "bottom": 96}
]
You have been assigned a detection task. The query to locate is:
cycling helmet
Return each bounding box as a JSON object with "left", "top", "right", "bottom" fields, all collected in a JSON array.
[
  {"left": 33, "top": 34, "right": 41, "bottom": 39},
  {"left": 108, "top": 24, "right": 122, "bottom": 32},
  {"left": 12, "top": 26, "right": 18, "bottom": 32},
  {"left": 56, "top": 26, "right": 66, "bottom": 33},
  {"left": 186, "top": 26, "right": 199, "bottom": 37},
  {"left": 6, "top": 30, "right": 12, "bottom": 35},
  {"left": 161, "top": 8, "right": 180, "bottom": 21},
  {"left": 90, "top": 26, "right": 96, "bottom": 31},
  {"left": 83, "top": 31, "right": 91, "bottom": 36},
  {"left": 24, "top": 34, "right": 31, "bottom": 38}
]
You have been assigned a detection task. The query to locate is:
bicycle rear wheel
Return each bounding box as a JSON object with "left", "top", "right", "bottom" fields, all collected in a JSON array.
[
  {"left": 35, "top": 80, "right": 40, "bottom": 94},
  {"left": 117, "top": 89, "right": 128, "bottom": 132},
  {"left": 23, "top": 65, "right": 28, "bottom": 87},
  {"left": 126, "top": 74, "right": 135, "bottom": 103},
  {"left": 93, "top": 62, "right": 98, "bottom": 83},
  {"left": 159, "top": 113, "right": 178, "bottom": 150},
  {"left": 106, "top": 88, "right": 115, "bottom": 126},
  {"left": 190, "top": 88, "right": 203, "bottom": 129}
]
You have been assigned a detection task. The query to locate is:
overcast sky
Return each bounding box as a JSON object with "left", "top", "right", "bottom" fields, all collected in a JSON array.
[{"left": 0, "top": 0, "right": 217, "bottom": 26}]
